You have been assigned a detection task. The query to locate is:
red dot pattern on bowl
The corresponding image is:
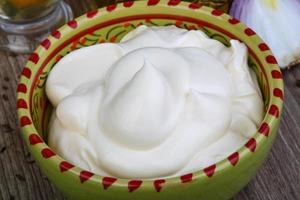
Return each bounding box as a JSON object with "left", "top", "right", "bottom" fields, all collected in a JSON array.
[
  {"left": 168, "top": 0, "right": 181, "bottom": 6},
  {"left": 41, "top": 39, "right": 51, "bottom": 50},
  {"left": 211, "top": 9, "right": 223, "bottom": 16},
  {"left": 20, "top": 116, "right": 31, "bottom": 127},
  {"left": 271, "top": 70, "right": 282, "bottom": 79},
  {"left": 180, "top": 173, "right": 193, "bottom": 183},
  {"left": 258, "top": 122, "right": 270, "bottom": 137},
  {"left": 267, "top": 55, "right": 278, "bottom": 64},
  {"left": 245, "top": 138, "right": 257, "bottom": 152},
  {"left": 16, "top": 1, "right": 283, "bottom": 193},
  {"left": 128, "top": 180, "right": 143, "bottom": 192},
  {"left": 269, "top": 104, "right": 279, "bottom": 118},
  {"left": 17, "top": 99, "right": 28, "bottom": 109},
  {"left": 41, "top": 148, "right": 56, "bottom": 158},
  {"left": 51, "top": 30, "right": 61, "bottom": 39},
  {"left": 28, "top": 53, "right": 39, "bottom": 64},
  {"left": 102, "top": 177, "right": 118, "bottom": 190},
  {"left": 228, "top": 18, "right": 239, "bottom": 25},
  {"left": 21, "top": 67, "right": 31, "bottom": 79},
  {"left": 273, "top": 88, "right": 284, "bottom": 100},
  {"left": 244, "top": 28, "right": 256, "bottom": 36},
  {"left": 79, "top": 171, "right": 94, "bottom": 183},
  {"left": 154, "top": 179, "right": 166, "bottom": 192},
  {"left": 29, "top": 134, "right": 43, "bottom": 145},
  {"left": 188, "top": 2, "right": 202, "bottom": 9},
  {"left": 107, "top": 4, "right": 117, "bottom": 12},
  {"left": 123, "top": 1, "right": 134, "bottom": 7},
  {"left": 259, "top": 43, "right": 270, "bottom": 51},
  {"left": 67, "top": 20, "right": 78, "bottom": 29},
  {"left": 203, "top": 164, "right": 216, "bottom": 177},
  {"left": 17, "top": 83, "right": 27, "bottom": 93},
  {"left": 148, "top": 0, "right": 160, "bottom": 6},
  {"left": 227, "top": 152, "right": 239, "bottom": 166},
  {"left": 60, "top": 161, "right": 75, "bottom": 172},
  {"left": 147, "top": 0, "right": 159, "bottom": 6},
  {"left": 86, "top": 10, "right": 98, "bottom": 18}
]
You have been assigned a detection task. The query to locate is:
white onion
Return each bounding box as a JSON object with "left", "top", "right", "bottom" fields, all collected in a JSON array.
[{"left": 230, "top": 0, "right": 300, "bottom": 68}]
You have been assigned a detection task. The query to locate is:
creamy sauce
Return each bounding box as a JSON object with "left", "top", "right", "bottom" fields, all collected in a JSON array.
[{"left": 46, "top": 25, "right": 263, "bottom": 179}]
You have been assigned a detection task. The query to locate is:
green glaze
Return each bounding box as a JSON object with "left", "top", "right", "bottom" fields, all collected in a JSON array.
[{"left": 17, "top": 1, "right": 284, "bottom": 200}]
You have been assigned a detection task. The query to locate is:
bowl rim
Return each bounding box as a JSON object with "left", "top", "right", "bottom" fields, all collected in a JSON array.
[{"left": 17, "top": 0, "right": 284, "bottom": 191}]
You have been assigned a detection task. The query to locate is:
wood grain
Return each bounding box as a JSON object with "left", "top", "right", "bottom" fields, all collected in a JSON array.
[{"left": 0, "top": 1, "right": 299, "bottom": 200}]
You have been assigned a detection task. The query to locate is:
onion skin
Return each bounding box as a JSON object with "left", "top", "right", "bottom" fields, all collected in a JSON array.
[{"left": 230, "top": 0, "right": 300, "bottom": 69}]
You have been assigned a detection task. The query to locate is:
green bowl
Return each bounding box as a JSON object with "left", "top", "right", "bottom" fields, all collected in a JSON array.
[{"left": 17, "top": 1, "right": 284, "bottom": 199}]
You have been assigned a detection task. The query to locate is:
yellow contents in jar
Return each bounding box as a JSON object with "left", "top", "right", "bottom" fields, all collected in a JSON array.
[{"left": 10, "top": 0, "right": 44, "bottom": 8}]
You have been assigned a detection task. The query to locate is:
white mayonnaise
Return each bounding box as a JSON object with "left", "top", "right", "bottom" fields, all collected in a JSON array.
[{"left": 46, "top": 25, "right": 263, "bottom": 179}]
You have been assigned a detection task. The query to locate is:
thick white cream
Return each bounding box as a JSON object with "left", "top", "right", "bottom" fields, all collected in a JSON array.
[{"left": 46, "top": 25, "right": 264, "bottom": 179}]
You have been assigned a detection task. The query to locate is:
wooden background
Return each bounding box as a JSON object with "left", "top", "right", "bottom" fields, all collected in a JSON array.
[{"left": 0, "top": 1, "right": 299, "bottom": 199}]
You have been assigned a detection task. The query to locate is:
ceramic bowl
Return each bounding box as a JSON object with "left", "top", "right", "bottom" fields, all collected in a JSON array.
[{"left": 17, "top": 1, "right": 284, "bottom": 199}]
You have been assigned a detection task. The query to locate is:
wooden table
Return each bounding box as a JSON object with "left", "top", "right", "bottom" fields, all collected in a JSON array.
[{"left": 0, "top": 1, "right": 299, "bottom": 199}]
